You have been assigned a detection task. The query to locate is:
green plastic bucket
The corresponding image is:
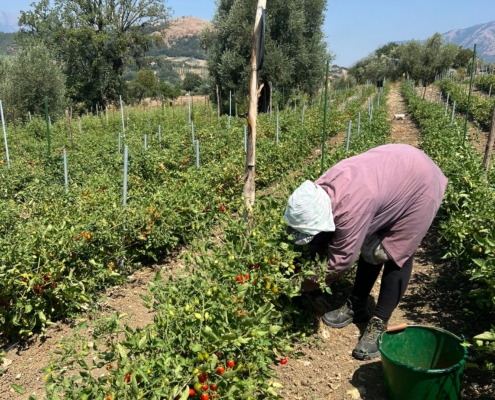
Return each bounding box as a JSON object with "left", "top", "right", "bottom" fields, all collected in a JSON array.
[{"left": 378, "top": 325, "right": 468, "bottom": 400}]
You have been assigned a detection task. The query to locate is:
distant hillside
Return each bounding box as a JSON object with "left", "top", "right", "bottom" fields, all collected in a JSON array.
[
  {"left": 442, "top": 21, "right": 495, "bottom": 62},
  {"left": 0, "top": 12, "right": 19, "bottom": 33},
  {"left": 150, "top": 16, "right": 210, "bottom": 60},
  {"left": 395, "top": 21, "right": 495, "bottom": 62}
]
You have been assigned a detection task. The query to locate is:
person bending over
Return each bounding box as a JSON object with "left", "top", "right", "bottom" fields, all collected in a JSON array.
[{"left": 284, "top": 144, "right": 447, "bottom": 360}]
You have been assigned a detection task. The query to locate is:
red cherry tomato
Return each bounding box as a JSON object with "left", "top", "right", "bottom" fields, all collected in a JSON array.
[
  {"left": 227, "top": 360, "right": 235, "bottom": 368},
  {"left": 199, "top": 373, "right": 207, "bottom": 383},
  {"left": 280, "top": 358, "right": 288, "bottom": 365},
  {"left": 124, "top": 373, "right": 131, "bottom": 383},
  {"left": 189, "top": 388, "right": 196, "bottom": 396},
  {"left": 236, "top": 275, "right": 243, "bottom": 282},
  {"left": 201, "top": 394, "right": 209, "bottom": 400},
  {"left": 217, "top": 366, "right": 225, "bottom": 374},
  {"left": 244, "top": 274, "right": 249, "bottom": 280},
  {"left": 210, "top": 383, "right": 218, "bottom": 391},
  {"left": 202, "top": 384, "right": 209, "bottom": 391}
]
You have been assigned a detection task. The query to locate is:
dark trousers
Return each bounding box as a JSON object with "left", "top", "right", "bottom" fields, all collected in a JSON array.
[{"left": 351, "top": 253, "right": 414, "bottom": 322}]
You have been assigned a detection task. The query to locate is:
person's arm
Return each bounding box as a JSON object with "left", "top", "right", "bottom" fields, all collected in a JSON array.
[{"left": 323, "top": 212, "right": 374, "bottom": 285}]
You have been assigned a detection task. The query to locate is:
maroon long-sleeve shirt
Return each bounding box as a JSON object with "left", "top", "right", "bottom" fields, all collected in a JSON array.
[{"left": 304, "top": 144, "right": 447, "bottom": 290}]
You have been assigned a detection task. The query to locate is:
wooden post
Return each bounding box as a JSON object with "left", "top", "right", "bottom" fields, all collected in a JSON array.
[
  {"left": 243, "top": 0, "right": 266, "bottom": 214},
  {"left": 483, "top": 104, "right": 495, "bottom": 172},
  {"left": 216, "top": 85, "right": 220, "bottom": 121}
]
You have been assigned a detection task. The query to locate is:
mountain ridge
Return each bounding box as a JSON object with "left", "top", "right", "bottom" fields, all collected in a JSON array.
[{"left": 0, "top": 12, "right": 19, "bottom": 33}]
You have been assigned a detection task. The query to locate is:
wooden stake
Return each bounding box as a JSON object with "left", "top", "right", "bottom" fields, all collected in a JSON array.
[
  {"left": 243, "top": 0, "right": 266, "bottom": 214},
  {"left": 483, "top": 104, "right": 495, "bottom": 172}
]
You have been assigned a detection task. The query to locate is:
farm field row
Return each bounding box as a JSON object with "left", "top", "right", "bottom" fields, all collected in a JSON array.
[
  {"left": 30, "top": 87, "right": 391, "bottom": 400},
  {"left": 0, "top": 87, "right": 372, "bottom": 341},
  {"left": 437, "top": 78, "right": 495, "bottom": 130},
  {"left": 402, "top": 81, "right": 495, "bottom": 353}
]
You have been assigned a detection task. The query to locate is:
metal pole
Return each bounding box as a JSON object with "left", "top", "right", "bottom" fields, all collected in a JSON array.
[
  {"left": 144, "top": 134, "right": 147, "bottom": 150},
  {"left": 345, "top": 120, "right": 352, "bottom": 152},
  {"left": 119, "top": 95, "right": 125, "bottom": 141},
  {"left": 63, "top": 148, "right": 68, "bottom": 194},
  {"left": 123, "top": 146, "right": 128, "bottom": 206},
  {"left": 357, "top": 112, "right": 361, "bottom": 137},
  {"left": 158, "top": 125, "right": 161, "bottom": 144},
  {"left": 463, "top": 44, "right": 477, "bottom": 147},
  {"left": 192, "top": 122, "right": 195, "bottom": 144},
  {"left": 489, "top": 84, "right": 492, "bottom": 98},
  {"left": 195, "top": 140, "right": 199, "bottom": 170},
  {"left": 450, "top": 101, "right": 456, "bottom": 125},
  {"left": 301, "top": 104, "right": 305, "bottom": 125},
  {"left": 0, "top": 100, "right": 10, "bottom": 168},
  {"left": 276, "top": 113, "right": 279, "bottom": 145},
  {"left": 445, "top": 93, "right": 450, "bottom": 115},
  {"left": 44, "top": 98, "right": 51, "bottom": 156},
  {"left": 320, "top": 60, "right": 330, "bottom": 174}
]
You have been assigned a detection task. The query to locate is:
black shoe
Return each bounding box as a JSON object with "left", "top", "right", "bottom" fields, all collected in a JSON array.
[
  {"left": 352, "top": 316, "right": 387, "bottom": 360},
  {"left": 322, "top": 296, "right": 371, "bottom": 328}
]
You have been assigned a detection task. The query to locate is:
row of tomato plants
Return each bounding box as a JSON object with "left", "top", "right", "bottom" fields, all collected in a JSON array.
[
  {"left": 0, "top": 87, "right": 373, "bottom": 340},
  {"left": 401, "top": 82, "right": 495, "bottom": 364},
  {"left": 28, "top": 87, "right": 392, "bottom": 399},
  {"left": 437, "top": 78, "right": 495, "bottom": 130},
  {"left": 475, "top": 74, "right": 495, "bottom": 95}
]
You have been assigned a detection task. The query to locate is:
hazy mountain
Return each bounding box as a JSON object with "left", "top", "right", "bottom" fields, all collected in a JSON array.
[
  {"left": 0, "top": 12, "right": 19, "bottom": 33},
  {"left": 442, "top": 21, "right": 495, "bottom": 62}
]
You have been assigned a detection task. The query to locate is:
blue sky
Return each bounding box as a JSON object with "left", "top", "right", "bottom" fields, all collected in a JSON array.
[{"left": 5, "top": 0, "right": 495, "bottom": 67}]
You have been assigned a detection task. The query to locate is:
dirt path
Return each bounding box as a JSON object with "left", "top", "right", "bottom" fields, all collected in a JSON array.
[{"left": 272, "top": 86, "right": 494, "bottom": 400}]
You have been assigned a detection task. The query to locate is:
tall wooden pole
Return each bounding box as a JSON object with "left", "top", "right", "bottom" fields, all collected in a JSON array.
[
  {"left": 483, "top": 104, "right": 495, "bottom": 172},
  {"left": 243, "top": 0, "right": 266, "bottom": 213}
]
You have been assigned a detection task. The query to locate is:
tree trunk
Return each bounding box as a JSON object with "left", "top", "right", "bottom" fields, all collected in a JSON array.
[
  {"left": 243, "top": 0, "right": 267, "bottom": 215},
  {"left": 483, "top": 104, "right": 495, "bottom": 172}
]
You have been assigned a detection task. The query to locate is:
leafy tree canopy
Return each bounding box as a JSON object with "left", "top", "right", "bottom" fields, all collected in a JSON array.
[
  {"left": 182, "top": 73, "right": 203, "bottom": 92},
  {"left": 17, "top": 0, "right": 170, "bottom": 108},
  {"left": 201, "top": 0, "right": 330, "bottom": 112},
  {"left": 0, "top": 45, "right": 66, "bottom": 118}
]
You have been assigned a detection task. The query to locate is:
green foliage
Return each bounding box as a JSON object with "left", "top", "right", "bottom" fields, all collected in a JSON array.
[
  {"left": 349, "top": 34, "right": 462, "bottom": 85},
  {"left": 17, "top": 0, "right": 169, "bottom": 108},
  {"left": 201, "top": 0, "right": 329, "bottom": 112},
  {"left": 0, "top": 32, "right": 18, "bottom": 56},
  {"left": 14, "top": 84, "right": 389, "bottom": 400},
  {"left": 438, "top": 78, "right": 495, "bottom": 130},
  {"left": 182, "top": 73, "right": 203, "bottom": 93},
  {"left": 475, "top": 74, "right": 495, "bottom": 95},
  {"left": 128, "top": 69, "right": 158, "bottom": 104},
  {"left": 402, "top": 81, "right": 495, "bottom": 366},
  {"left": 454, "top": 47, "right": 475, "bottom": 68},
  {"left": 397, "top": 34, "right": 459, "bottom": 85},
  {"left": 158, "top": 82, "right": 181, "bottom": 100},
  {"left": 0, "top": 45, "right": 66, "bottom": 118}
]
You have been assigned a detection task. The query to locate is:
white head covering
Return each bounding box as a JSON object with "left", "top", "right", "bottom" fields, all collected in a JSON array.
[{"left": 284, "top": 180, "right": 335, "bottom": 244}]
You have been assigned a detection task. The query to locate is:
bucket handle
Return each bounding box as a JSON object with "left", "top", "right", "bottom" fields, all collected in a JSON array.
[{"left": 386, "top": 323, "right": 408, "bottom": 333}]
